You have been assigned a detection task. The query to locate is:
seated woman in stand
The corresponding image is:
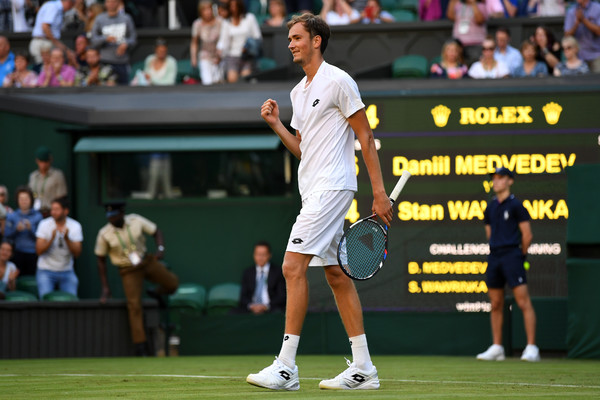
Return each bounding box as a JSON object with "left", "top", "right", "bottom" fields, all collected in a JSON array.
[
  {"left": 430, "top": 39, "right": 468, "bottom": 79},
  {"left": 553, "top": 36, "right": 590, "bottom": 77},
  {"left": 512, "top": 40, "right": 548, "bottom": 77}
]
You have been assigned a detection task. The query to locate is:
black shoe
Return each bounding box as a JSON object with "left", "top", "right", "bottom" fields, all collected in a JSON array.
[
  {"left": 146, "top": 288, "right": 167, "bottom": 308},
  {"left": 134, "top": 342, "right": 149, "bottom": 357}
]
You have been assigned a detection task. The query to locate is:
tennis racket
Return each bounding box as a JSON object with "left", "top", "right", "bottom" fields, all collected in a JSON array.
[{"left": 337, "top": 170, "right": 412, "bottom": 280}]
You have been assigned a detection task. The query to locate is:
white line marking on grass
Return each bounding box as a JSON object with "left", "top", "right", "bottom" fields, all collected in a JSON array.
[
  {"left": 1, "top": 374, "right": 599, "bottom": 390},
  {"left": 389, "top": 379, "right": 600, "bottom": 389}
]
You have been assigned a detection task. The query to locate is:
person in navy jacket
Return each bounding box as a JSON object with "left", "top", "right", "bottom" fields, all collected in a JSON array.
[
  {"left": 238, "top": 241, "right": 286, "bottom": 314},
  {"left": 477, "top": 167, "right": 540, "bottom": 362}
]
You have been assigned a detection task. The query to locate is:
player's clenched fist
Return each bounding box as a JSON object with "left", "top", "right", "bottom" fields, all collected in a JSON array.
[{"left": 261, "top": 99, "right": 279, "bottom": 124}]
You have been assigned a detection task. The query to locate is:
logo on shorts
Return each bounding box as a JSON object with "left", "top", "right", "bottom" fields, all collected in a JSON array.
[
  {"left": 292, "top": 238, "right": 304, "bottom": 244},
  {"left": 312, "top": 99, "right": 320, "bottom": 107},
  {"left": 284, "top": 335, "right": 289, "bottom": 341}
]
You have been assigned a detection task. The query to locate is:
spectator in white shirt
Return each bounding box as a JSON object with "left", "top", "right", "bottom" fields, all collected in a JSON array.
[
  {"left": 469, "top": 37, "right": 510, "bottom": 78},
  {"left": 320, "top": 0, "right": 361, "bottom": 25},
  {"left": 35, "top": 196, "right": 82, "bottom": 299}
]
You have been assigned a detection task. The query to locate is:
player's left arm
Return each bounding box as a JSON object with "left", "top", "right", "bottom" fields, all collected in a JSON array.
[
  {"left": 519, "top": 220, "right": 533, "bottom": 255},
  {"left": 348, "top": 109, "right": 393, "bottom": 227}
]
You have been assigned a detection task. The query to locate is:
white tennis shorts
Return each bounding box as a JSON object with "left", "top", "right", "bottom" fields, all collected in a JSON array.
[{"left": 286, "top": 190, "right": 355, "bottom": 267}]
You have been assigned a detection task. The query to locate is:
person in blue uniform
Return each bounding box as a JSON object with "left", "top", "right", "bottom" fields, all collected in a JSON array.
[{"left": 477, "top": 167, "right": 540, "bottom": 362}]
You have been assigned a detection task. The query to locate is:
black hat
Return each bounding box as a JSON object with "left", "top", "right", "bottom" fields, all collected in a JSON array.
[
  {"left": 490, "top": 167, "right": 514, "bottom": 179},
  {"left": 104, "top": 202, "right": 125, "bottom": 218}
]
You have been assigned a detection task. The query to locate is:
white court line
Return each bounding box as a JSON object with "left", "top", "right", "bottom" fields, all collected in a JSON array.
[{"left": 1, "top": 373, "right": 599, "bottom": 390}]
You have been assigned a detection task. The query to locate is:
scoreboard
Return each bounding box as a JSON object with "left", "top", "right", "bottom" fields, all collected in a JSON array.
[{"left": 341, "top": 89, "right": 600, "bottom": 312}]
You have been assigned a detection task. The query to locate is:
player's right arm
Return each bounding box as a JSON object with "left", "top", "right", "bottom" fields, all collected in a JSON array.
[{"left": 261, "top": 99, "right": 302, "bottom": 160}]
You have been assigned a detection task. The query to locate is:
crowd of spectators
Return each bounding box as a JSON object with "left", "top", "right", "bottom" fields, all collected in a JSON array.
[
  {"left": 0, "top": 146, "right": 78, "bottom": 299},
  {"left": 0, "top": 0, "right": 598, "bottom": 87}
]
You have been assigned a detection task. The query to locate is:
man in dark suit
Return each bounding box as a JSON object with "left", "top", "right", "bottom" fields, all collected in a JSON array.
[{"left": 238, "top": 241, "right": 286, "bottom": 314}]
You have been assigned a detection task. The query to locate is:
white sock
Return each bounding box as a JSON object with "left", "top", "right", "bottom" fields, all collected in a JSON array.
[
  {"left": 278, "top": 334, "right": 300, "bottom": 369},
  {"left": 350, "top": 334, "right": 373, "bottom": 371}
]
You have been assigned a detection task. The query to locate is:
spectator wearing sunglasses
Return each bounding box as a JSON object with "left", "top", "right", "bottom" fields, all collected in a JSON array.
[
  {"left": 468, "top": 37, "right": 509, "bottom": 78},
  {"left": 553, "top": 36, "right": 590, "bottom": 76}
]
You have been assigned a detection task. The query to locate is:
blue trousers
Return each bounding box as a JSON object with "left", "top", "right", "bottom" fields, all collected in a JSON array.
[{"left": 36, "top": 269, "right": 79, "bottom": 299}]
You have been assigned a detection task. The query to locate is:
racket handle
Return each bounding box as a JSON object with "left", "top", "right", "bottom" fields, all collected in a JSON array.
[{"left": 389, "top": 170, "right": 412, "bottom": 204}]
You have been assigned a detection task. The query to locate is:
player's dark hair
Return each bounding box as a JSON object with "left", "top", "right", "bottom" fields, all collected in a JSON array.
[
  {"left": 254, "top": 240, "right": 272, "bottom": 253},
  {"left": 287, "top": 13, "right": 330, "bottom": 55},
  {"left": 52, "top": 195, "right": 69, "bottom": 210}
]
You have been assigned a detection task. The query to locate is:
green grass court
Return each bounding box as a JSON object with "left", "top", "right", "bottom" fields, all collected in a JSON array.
[{"left": 1, "top": 355, "right": 599, "bottom": 399}]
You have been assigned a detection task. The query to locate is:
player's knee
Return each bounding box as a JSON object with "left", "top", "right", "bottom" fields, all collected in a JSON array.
[
  {"left": 325, "top": 268, "right": 350, "bottom": 290},
  {"left": 516, "top": 297, "right": 533, "bottom": 311},
  {"left": 282, "top": 262, "right": 304, "bottom": 282},
  {"left": 490, "top": 298, "right": 504, "bottom": 311}
]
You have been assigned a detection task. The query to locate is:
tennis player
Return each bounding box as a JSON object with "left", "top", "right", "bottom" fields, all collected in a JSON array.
[
  {"left": 477, "top": 167, "right": 540, "bottom": 362},
  {"left": 246, "top": 13, "right": 393, "bottom": 390}
]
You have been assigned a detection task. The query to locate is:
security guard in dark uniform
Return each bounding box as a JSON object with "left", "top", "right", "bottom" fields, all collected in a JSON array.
[{"left": 476, "top": 167, "right": 540, "bottom": 362}]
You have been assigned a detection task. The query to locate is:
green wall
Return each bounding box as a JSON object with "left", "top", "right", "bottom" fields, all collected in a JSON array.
[
  {"left": 0, "top": 111, "right": 76, "bottom": 204},
  {"left": 0, "top": 111, "right": 300, "bottom": 300}
]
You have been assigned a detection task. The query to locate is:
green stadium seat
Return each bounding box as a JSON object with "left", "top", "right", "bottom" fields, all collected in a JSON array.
[
  {"left": 256, "top": 13, "right": 270, "bottom": 26},
  {"left": 398, "top": 0, "right": 419, "bottom": 13},
  {"left": 391, "top": 9, "right": 417, "bottom": 22},
  {"left": 257, "top": 57, "right": 278, "bottom": 72},
  {"left": 176, "top": 59, "right": 201, "bottom": 84},
  {"left": 5, "top": 290, "right": 38, "bottom": 301},
  {"left": 313, "top": 0, "right": 323, "bottom": 14},
  {"left": 206, "top": 283, "right": 241, "bottom": 315},
  {"left": 248, "top": 0, "right": 266, "bottom": 16},
  {"left": 42, "top": 290, "right": 79, "bottom": 301},
  {"left": 16, "top": 276, "right": 39, "bottom": 299},
  {"left": 129, "top": 60, "right": 145, "bottom": 82},
  {"left": 169, "top": 283, "right": 207, "bottom": 311},
  {"left": 392, "top": 54, "right": 429, "bottom": 78},
  {"left": 380, "top": 0, "right": 399, "bottom": 11}
]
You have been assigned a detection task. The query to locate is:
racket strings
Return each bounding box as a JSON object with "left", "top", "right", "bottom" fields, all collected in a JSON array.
[{"left": 339, "top": 220, "right": 387, "bottom": 280}]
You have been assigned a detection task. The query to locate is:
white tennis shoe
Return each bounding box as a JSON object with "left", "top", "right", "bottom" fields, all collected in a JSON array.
[
  {"left": 476, "top": 344, "right": 506, "bottom": 361},
  {"left": 319, "top": 358, "right": 380, "bottom": 390},
  {"left": 521, "top": 344, "right": 541, "bottom": 362},
  {"left": 246, "top": 357, "right": 300, "bottom": 391}
]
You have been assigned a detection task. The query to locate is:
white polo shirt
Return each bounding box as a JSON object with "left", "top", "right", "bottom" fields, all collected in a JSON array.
[
  {"left": 36, "top": 216, "right": 83, "bottom": 272},
  {"left": 32, "top": 0, "right": 64, "bottom": 39},
  {"left": 290, "top": 61, "right": 364, "bottom": 200}
]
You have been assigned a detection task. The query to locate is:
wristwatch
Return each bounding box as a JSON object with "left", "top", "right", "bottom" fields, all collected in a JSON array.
[{"left": 157, "top": 245, "right": 165, "bottom": 252}]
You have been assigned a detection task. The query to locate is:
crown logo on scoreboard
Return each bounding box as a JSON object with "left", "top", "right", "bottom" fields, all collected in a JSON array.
[
  {"left": 542, "top": 102, "right": 562, "bottom": 125},
  {"left": 431, "top": 105, "right": 451, "bottom": 127}
]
